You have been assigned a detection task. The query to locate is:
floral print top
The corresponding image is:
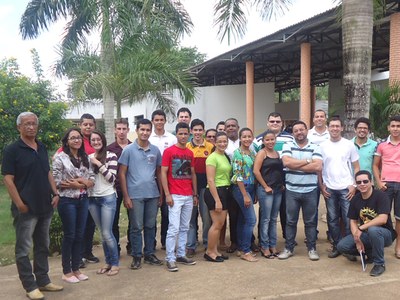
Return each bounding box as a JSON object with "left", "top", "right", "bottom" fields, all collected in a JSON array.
[
  {"left": 53, "top": 151, "right": 95, "bottom": 198},
  {"left": 231, "top": 145, "right": 258, "bottom": 185}
]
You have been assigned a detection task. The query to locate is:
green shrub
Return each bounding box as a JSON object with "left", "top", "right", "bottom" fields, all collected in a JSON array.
[{"left": 49, "top": 211, "right": 63, "bottom": 254}]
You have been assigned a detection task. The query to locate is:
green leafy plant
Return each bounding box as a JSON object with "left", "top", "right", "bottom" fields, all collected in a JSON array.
[{"left": 49, "top": 211, "right": 63, "bottom": 254}]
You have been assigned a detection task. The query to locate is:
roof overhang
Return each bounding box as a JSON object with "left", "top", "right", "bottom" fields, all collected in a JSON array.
[{"left": 190, "top": 1, "right": 400, "bottom": 92}]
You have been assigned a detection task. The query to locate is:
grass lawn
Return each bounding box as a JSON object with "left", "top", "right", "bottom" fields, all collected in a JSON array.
[{"left": 0, "top": 179, "right": 16, "bottom": 266}]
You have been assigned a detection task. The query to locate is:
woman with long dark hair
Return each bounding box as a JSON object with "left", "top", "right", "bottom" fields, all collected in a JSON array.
[
  {"left": 88, "top": 130, "right": 119, "bottom": 276},
  {"left": 231, "top": 128, "right": 258, "bottom": 262},
  {"left": 53, "top": 128, "right": 95, "bottom": 283},
  {"left": 253, "top": 130, "right": 284, "bottom": 258}
]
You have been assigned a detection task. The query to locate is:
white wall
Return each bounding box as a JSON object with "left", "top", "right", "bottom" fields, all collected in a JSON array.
[{"left": 66, "top": 83, "right": 276, "bottom": 135}]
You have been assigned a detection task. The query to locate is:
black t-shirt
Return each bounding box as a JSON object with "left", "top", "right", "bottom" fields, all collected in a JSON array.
[
  {"left": 1, "top": 138, "right": 52, "bottom": 215},
  {"left": 348, "top": 189, "right": 393, "bottom": 232}
]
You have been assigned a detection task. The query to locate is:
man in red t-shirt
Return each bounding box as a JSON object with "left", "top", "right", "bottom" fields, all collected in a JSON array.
[{"left": 161, "top": 122, "right": 197, "bottom": 272}]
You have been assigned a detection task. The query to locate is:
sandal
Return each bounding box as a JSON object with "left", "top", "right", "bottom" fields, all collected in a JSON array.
[
  {"left": 97, "top": 265, "right": 111, "bottom": 275},
  {"left": 261, "top": 248, "right": 274, "bottom": 259},
  {"left": 240, "top": 252, "right": 258, "bottom": 262},
  {"left": 107, "top": 267, "right": 119, "bottom": 276},
  {"left": 269, "top": 248, "right": 280, "bottom": 257}
]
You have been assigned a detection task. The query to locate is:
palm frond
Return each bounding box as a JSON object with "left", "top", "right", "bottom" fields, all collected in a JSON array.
[
  {"left": 214, "top": 0, "right": 249, "bottom": 44},
  {"left": 254, "top": 0, "right": 293, "bottom": 21},
  {"left": 20, "top": 0, "right": 70, "bottom": 39}
]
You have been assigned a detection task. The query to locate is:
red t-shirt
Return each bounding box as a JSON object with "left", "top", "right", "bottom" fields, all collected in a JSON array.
[{"left": 162, "top": 145, "right": 194, "bottom": 196}]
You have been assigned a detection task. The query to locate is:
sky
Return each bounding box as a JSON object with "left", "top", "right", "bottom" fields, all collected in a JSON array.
[{"left": 0, "top": 0, "right": 337, "bottom": 94}]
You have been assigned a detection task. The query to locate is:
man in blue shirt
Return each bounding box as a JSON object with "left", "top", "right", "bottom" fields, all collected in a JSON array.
[
  {"left": 278, "top": 120, "right": 322, "bottom": 261},
  {"left": 119, "top": 119, "right": 163, "bottom": 270}
]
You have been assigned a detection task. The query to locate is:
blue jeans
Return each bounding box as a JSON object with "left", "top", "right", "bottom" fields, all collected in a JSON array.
[
  {"left": 58, "top": 196, "right": 89, "bottom": 274},
  {"left": 232, "top": 184, "right": 256, "bottom": 253},
  {"left": 257, "top": 186, "right": 282, "bottom": 249},
  {"left": 13, "top": 210, "right": 53, "bottom": 292},
  {"left": 337, "top": 226, "right": 393, "bottom": 265},
  {"left": 89, "top": 193, "right": 119, "bottom": 266},
  {"left": 166, "top": 195, "right": 193, "bottom": 262},
  {"left": 128, "top": 197, "right": 159, "bottom": 257},
  {"left": 385, "top": 182, "right": 400, "bottom": 219},
  {"left": 285, "top": 189, "right": 318, "bottom": 251},
  {"left": 325, "top": 188, "right": 351, "bottom": 246},
  {"left": 187, "top": 188, "right": 211, "bottom": 250}
]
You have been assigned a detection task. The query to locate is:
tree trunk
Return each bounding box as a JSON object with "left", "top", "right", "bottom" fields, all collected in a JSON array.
[
  {"left": 101, "top": 7, "right": 115, "bottom": 144},
  {"left": 342, "top": 0, "right": 373, "bottom": 138}
]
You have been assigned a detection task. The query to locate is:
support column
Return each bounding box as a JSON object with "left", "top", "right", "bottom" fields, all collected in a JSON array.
[
  {"left": 246, "top": 61, "right": 254, "bottom": 131},
  {"left": 300, "top": 43, "right": 311, "bottom": 128},
  {"left": 389, "top": 12, "right": 400, "bottom": 85},
  {"left": 310, "top": 85, "right": 316, "bottom": 125}
]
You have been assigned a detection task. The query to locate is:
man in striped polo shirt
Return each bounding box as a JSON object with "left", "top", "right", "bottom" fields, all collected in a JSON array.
[{"left": 278, "top": 120, "right": 322, "bottom": 261}]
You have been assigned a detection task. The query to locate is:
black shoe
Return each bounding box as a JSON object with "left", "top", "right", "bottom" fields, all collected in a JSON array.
[
  {"left": 217, "top": 254, "right": 229, "bottom": 260},
  {"left": 144, "top": 254, "right": 163, "bottom": 266},
  {"left": 130, "top": 257, "right": 142, "bottom": 270},
  {"left": 370, "top": 264, "right": 385, "bottom": 277},
  {"left": 204, "top": 253, "right": 224, "bottom": 262},
  {"left": 79, "top": 258, "right": 87, "bottom": 269},
  {"left": 176, "top": 256, "right": 196, "bottom": 265},
  {"left": 84, "top": 253, "right": 100, "bottom": 263},
  {"left": 328, "top": 247, "right": 341, "bottom": 258}
]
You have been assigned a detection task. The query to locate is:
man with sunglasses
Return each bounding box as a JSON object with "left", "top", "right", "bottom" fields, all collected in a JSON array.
[{"left": 337, "top": 170, "right": 396, "bottom": 277}]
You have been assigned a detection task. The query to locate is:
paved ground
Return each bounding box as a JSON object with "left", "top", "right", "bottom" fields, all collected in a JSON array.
[{"left": 1, "top": 203, "right": 400, "bottom": 300}]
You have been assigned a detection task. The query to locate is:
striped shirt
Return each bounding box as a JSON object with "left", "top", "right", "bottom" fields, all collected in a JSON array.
[
  {"left": 89, "top": 151, "right": 118, "bottom": 197},
  {"left": 281, "top": 140, "right": 322, "bottom": 193}
]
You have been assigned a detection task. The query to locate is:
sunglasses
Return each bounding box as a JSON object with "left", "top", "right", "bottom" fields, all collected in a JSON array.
[
  {"left": 356, "top": 180, "right": 370, "bottom": 185},
  {"left": 269, "top": 120, "right": 282, "bottom": 124}
]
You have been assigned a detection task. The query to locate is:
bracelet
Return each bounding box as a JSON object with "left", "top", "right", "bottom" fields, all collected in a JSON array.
[
  {"left": 193, "top": 194, "right": 199, "bottom": 198},
  {"left": 52, "top": 193, "right": 60, "bottom": 198}
]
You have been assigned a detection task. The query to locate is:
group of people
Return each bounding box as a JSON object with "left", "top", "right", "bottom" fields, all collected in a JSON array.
[{"left": 2, "top": 108, "right": 400, "bottom": 299}]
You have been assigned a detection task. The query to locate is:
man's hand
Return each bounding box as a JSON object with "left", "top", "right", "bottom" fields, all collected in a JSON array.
[
  {"left": 346, "top": 185, "right": 356, "bottom": 200},
  {"left": 193, "top": 195, "right": 198, "bottom": 206},
  {"left": 158, "top": 195, "right": 163, "bottom": 207},
  {"left": 166, "top": 195, "right": 174, "bottom": 207},
  {"left": 124, "top": 198, "right": 133, "bottom": 209},
  {"left": 321, "top": 184, "right": 331, "bottom": 199},
  {"left": 244, "top": 194, "right": 251, "bottom": 208},
  {"left": 17, "top": 202, "right": 29, "bottom": 213}
]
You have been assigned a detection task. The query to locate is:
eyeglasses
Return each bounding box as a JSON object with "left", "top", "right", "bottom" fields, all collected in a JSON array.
[
  {"left": 22, "top": 122, "right": 38, "bottom": 128},
  {"left": 206, "top": 135, "right": 216, "bottom": 139},
  {"left": 68, "top": 136, "right": 82, "bottom": 141},
  {"left": 356, "top": 180, "right": 370, "bottom": 185},
  {"left": 269, "top": 120, "right": 282, "bottom": 124}
]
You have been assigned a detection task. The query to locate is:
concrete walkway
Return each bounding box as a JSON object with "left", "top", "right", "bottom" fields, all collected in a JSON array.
[{"left": 1, "top": 207, "right": 399, "bottom": 300}]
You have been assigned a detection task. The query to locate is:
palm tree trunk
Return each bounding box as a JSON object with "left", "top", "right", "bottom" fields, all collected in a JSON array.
[
  {"left": 342, "top": 0, "right": 373, "bottom": 138},
  {"left": 101, "top": 6, "right": 116, "bottom": 144}
]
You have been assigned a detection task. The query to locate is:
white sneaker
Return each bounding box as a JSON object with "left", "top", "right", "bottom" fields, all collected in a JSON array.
[
  {"left": 308, "top": 249, "right": 320, "bottom": 261},
  {"left": 278, "top": 249, "right": 293, "bottom": 260}
]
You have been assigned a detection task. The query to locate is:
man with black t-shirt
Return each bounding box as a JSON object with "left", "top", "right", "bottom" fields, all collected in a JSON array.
[{"left": 337, "top": 170, "right": 396, "bottom": 277}]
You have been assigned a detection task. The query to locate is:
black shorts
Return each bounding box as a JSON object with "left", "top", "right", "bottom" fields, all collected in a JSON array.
[{"left": 204, "top": 186, "right": 231, "bottom": 211}]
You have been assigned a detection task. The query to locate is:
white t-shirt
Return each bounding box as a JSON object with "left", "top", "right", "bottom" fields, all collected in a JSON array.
[
  {"left": 226, "top": 138, "right": 240, "bottom": 159},
  {"left": 307, "top": 127, "right": 329, "bottom": 145},
  {"left": 149, "top": 130, "right": 177, "bottom": 155},
  {"left": 320, "top": 138, "right": 359, "bottom": 190}
]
